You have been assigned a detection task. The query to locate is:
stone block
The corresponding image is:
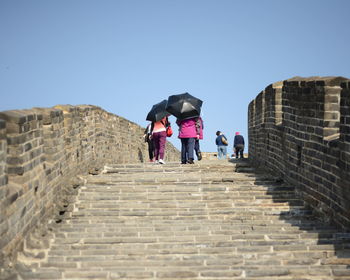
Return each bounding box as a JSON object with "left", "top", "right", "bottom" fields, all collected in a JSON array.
[
  {"left": 18, "top": 270, "right": 63, "bottom": 279},
  {"left": 0, "top": 175, "right": 8, "bottom": 186},
  {"left": 0, "top": 111, "right": 28, "bottom": 124},
  {"left": 156, "top": 271, "right": 198, "bottom": 278},
  {"left": 7, "top": 166, "right": 24, "bottom": 175},
  {"left": 246, "top": 268, "right": 290, "bottom": 277}
]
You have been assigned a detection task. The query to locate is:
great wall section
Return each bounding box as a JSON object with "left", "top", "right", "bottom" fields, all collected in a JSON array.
[
  {"left": 0, "top": 105, "right": 180, "bottom": 265},
  {"left": 248, "top": 77, "right": 350, "bottom": 230},
  {"left": 0, "top": 76, "right": 350, "bottom": 279}
]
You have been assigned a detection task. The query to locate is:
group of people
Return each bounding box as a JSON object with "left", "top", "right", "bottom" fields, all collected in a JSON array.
[
  {"left": 144, "top": 116, "right": 203, "bottom": 164},
  {"left": 144, "top": 117, "right": 245, "bottom": 164},
  {"left": 215, "top": 131, "right": 245, "bottom": 159}
]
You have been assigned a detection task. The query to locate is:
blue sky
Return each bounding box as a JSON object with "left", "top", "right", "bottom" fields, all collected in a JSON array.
[{"left": 1, "top": 0, "right": 350, "bottom": 152}]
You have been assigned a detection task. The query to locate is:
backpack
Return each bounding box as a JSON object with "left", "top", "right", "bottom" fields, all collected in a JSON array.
[{"left": 221, "top": 135, "right": 228, "bottom": 146}]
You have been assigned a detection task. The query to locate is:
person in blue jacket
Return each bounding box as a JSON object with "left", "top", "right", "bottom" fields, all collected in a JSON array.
[{"left": 215, "top": 131, "right": 228, "bottom": 159}]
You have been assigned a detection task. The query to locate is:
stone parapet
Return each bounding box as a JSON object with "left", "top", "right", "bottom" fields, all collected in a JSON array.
[
  {"left": 248, "top": 76, "right": 350, "bottom": 230},
  {"left": 0, "top": 105, "right": 180, "bottom": 260}
]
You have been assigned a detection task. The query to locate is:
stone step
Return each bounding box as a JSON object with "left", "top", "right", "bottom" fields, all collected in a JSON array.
[
  {"left": 16, "top": 265, "right": 350, "bottom": 280},
  {"left": 11, "top": 160, "right": 350, "bottom": 279},
  {"left": 53, "top": 225, "right": 340, "bottom": 236},
  {"left": 49, "top": 230, "right": 348, "bottom": 240}
]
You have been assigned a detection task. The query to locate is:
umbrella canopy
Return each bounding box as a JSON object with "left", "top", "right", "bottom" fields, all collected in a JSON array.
[
  {"left": 166, "top": 92, "right": 203, "bottom": 121},
  {"left": 146, "top": 99, "right": 169, "bottom": 122}
]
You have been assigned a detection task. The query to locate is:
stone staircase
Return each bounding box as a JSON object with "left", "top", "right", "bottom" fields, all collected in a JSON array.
[{"left": 4, "top": 160, "right": 350, "bottom": 279}]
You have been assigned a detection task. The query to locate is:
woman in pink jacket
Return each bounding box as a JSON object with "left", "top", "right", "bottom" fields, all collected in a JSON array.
[{"left": 176, "top": 117, "right": 200, "bottom": 164}]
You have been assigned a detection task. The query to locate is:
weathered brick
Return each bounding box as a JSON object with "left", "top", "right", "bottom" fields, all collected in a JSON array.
[{"left": 246, "top": 268, "right": 290, "bottom": 277}]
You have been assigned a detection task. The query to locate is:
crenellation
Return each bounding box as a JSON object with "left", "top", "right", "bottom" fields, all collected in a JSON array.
[{"left": 249, "top": 76, "right": 350, "bottom": 230}]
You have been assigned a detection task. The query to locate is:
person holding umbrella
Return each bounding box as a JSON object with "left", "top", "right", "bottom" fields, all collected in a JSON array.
[
  {"left": 177, "top": 117, "right": 199, "bottom": 164},
  {"left": 146, "top": 100, "right": 170, "bottom": 164},
  {"left": 151, "top": 116, "right": 169, "bottom": 164},
  {"left": 166, "top": 92, "right": 203, "bottom": 164}
]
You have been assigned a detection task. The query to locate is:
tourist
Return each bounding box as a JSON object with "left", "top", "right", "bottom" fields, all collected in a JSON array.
[
  {"left": 194, "top": 116, "right": 203, "bottom": 161},
  {"left": 233, "top": 132, "right": 245, "bottom": 159},
  {"left": 215, "top": 131, "right": 228, "bottom": 159},
  {"left": 177, "top": 117, "right": 199, "bottom": 164},
  {"left": 151, "top": 116, "right": 169, "bottom": 164},
  {"left": 143, "top": 123, "right": 154, "bottom": 162}
]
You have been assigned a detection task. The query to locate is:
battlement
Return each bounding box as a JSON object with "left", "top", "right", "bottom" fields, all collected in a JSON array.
[
  {"left": 248, "top": 76, "right": 350, "bottom": 230},
  {"left": 0, "top": 105, "right": 180, "bottom": 260}
]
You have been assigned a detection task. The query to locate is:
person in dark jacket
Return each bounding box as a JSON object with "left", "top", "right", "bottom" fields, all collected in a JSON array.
[
  {"left": 143, "top": 123, "right": 154, "bottom": 162},
  {"left": 233, "top": 132, "right": 245, "bottom": 158}
]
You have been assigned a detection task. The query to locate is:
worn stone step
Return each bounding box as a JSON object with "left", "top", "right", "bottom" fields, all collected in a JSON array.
[
  {"left": 10, "top": 160, "right": 350, "bottom": 279},
  {"left": 53, "top": 226, "right": 340, "bottom": 237}
]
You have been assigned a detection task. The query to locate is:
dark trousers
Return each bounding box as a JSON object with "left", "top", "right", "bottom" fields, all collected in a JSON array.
[
  {"left": 181, "top": 138, "right": 195, "bottom": 163},
  {"left": 235, "top": 144, "right": 244, "bottom": 158},
  {"left": 194, "top": 139, "right": 200, "bottom": 156},
  {"left": 147, "top": 139, "right": 154, "bottom": 160}
]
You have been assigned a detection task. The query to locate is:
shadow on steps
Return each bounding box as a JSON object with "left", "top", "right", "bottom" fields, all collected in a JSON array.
[{"left": 232, "top": 159, "right": 350, "bottom": 273}]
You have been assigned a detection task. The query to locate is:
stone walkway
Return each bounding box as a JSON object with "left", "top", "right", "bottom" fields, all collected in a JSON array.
[{"left": 8, "top": 160, "right": 350, "bottom": 279}]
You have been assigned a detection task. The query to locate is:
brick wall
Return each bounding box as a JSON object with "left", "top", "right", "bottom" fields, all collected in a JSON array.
[
  {"left": 0, "top": 105, "right": 180, "bottom": 259},
  {"left": 248, "top": 76, "right": 350, "bottom": 230}
]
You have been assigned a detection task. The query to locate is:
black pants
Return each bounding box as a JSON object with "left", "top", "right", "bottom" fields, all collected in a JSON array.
[
  {"left": 235, "top": 144, "right": 244, "bottom": 158},
  {"left": 194, "top": 139, "right": 201, "bottom": 156},
  {"left": 147, "top": 139, "right": 154, "bottom": 160}
]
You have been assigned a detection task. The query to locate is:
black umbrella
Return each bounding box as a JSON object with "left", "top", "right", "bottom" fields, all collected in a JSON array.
[
  {"left": 146, "top": 99, "right": 169, "bottom": 122},
  {"left": 166, "top": 92, "right": 203, "bottom": 121}
]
